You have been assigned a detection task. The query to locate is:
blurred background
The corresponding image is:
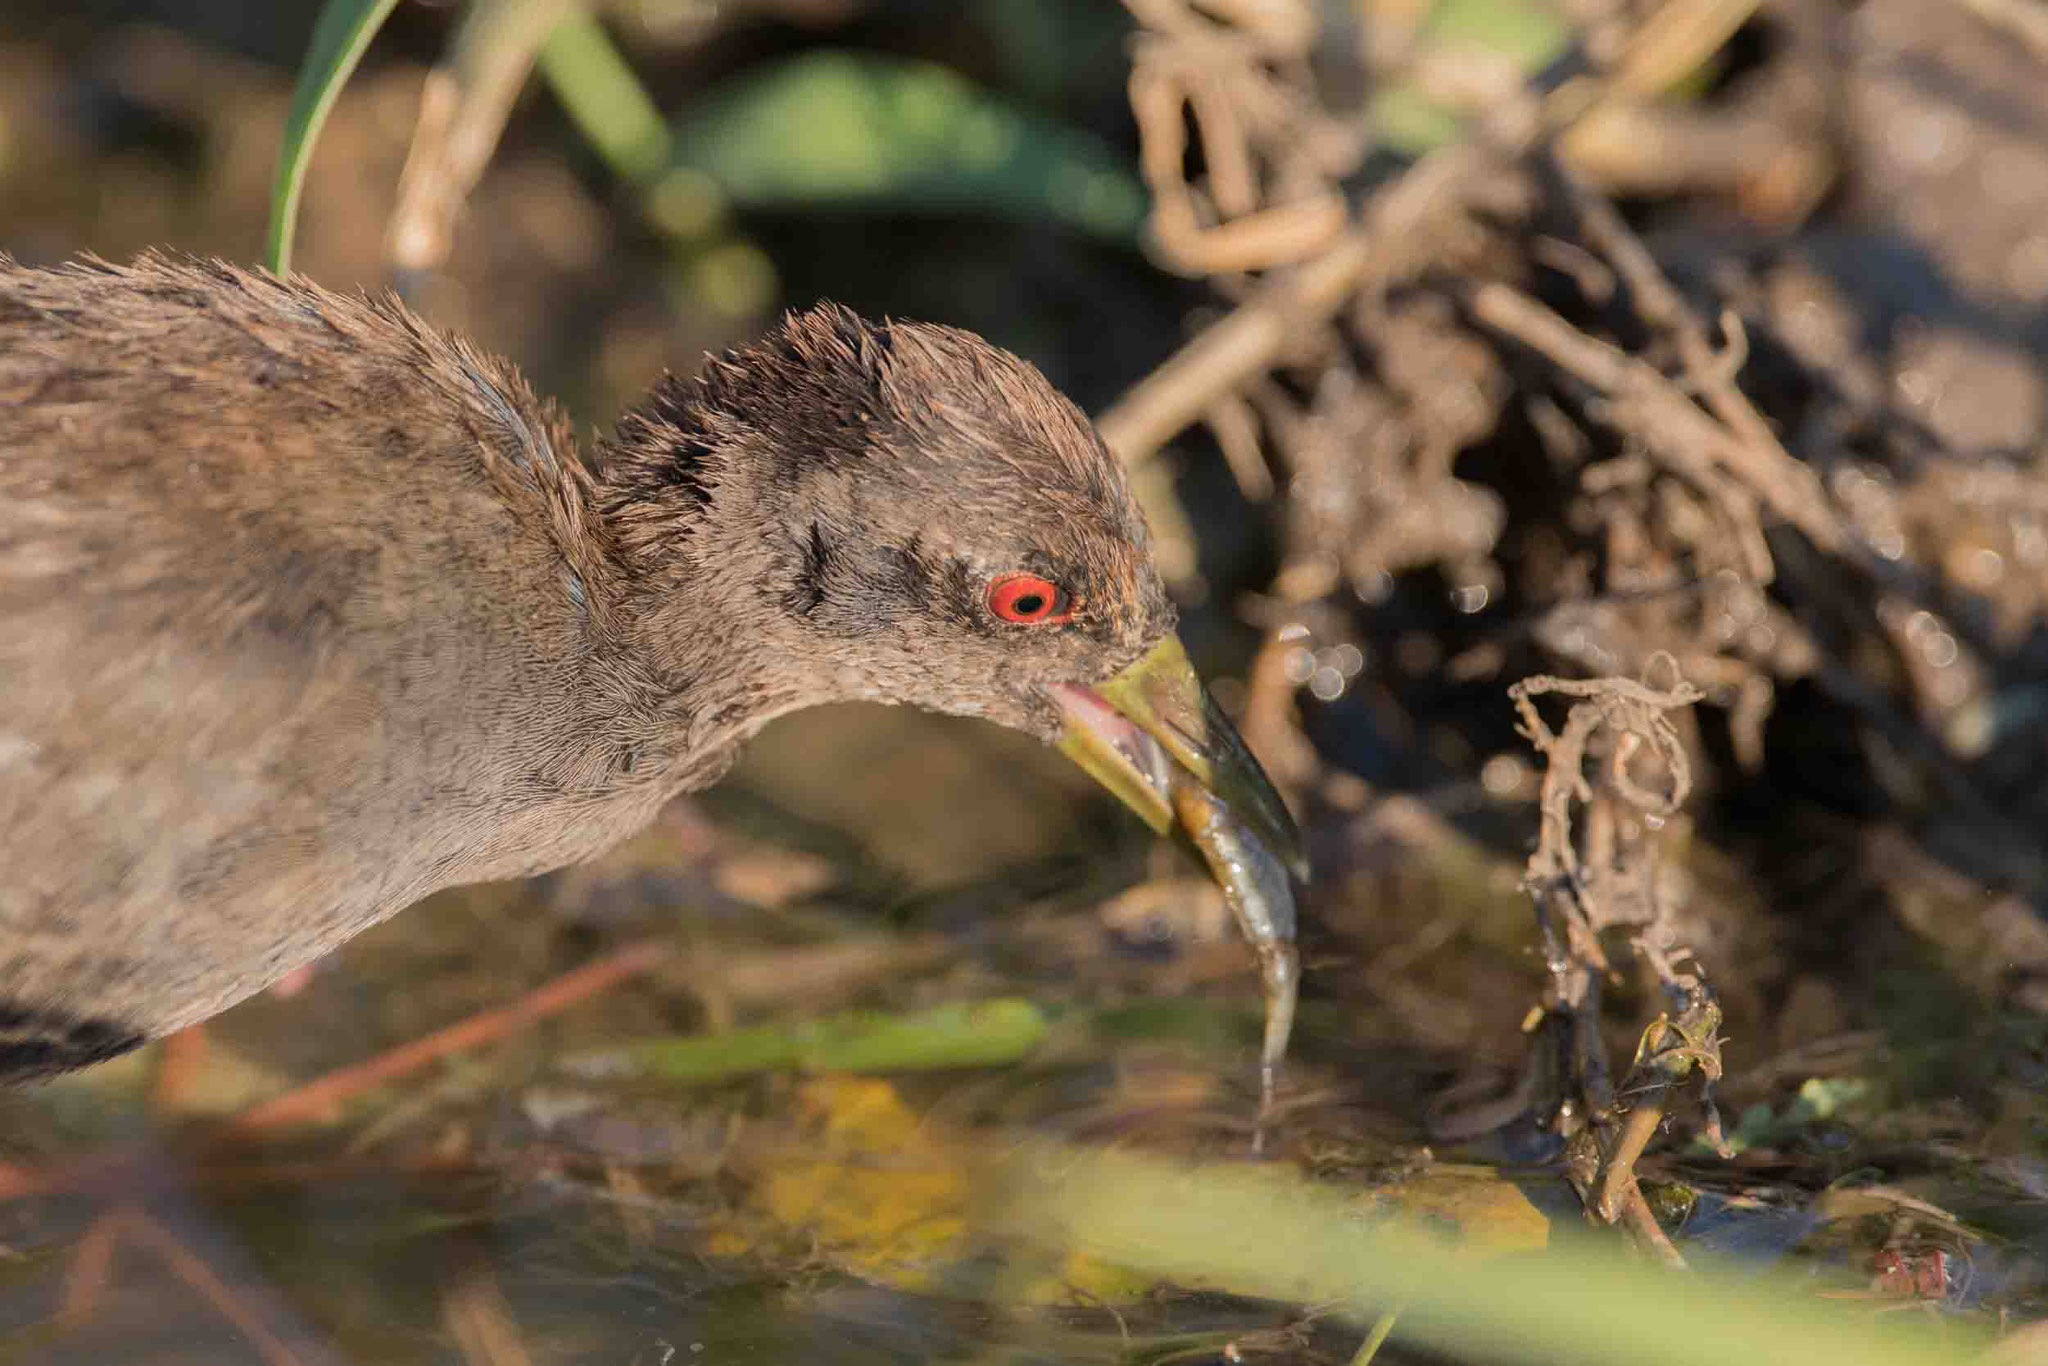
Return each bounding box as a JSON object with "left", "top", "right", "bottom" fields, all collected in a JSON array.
[{"left": 5, "top": 0, "right": 2048, "bottom": 1362}]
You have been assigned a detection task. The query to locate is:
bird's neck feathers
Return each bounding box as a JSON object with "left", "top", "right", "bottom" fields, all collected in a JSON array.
[
  {"left": 588, "top": 304, "right": 932, "bottom": 754},
  {"left": 594, "top": 371, "right": 733, "bottom": 573},
  {"left": 595, "top": 303, "right": 891, "bottom": 573},
  {"left": 591, "top": 370, "right": 834, "bottom": 762}
]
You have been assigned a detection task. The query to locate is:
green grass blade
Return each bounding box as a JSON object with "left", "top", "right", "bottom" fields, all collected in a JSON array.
[
  {"left": 569, "top": 998, "right": 1052, "bottom": 1086},
  {"left": 266, "top": 0, "right": 405, "bottom": 274},
  {"left": 992, "top": 1148, "right": 1984, "bottom": 1366},
  {"left": 537, "top": 10, "right": 673, "bottom": 186}
]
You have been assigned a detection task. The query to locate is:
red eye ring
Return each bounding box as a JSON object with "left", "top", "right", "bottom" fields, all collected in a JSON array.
[{"left": 986, "top": 572, "right": 1073, "bottom": 625}]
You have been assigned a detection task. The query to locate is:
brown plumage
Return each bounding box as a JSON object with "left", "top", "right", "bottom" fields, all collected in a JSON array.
[{"left": 0, "top": 253, "right": 1285, "bottom": 1082}]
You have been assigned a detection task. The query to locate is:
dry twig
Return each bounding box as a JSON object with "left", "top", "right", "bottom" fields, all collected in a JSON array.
[{"left": 388, "top": 0, "right": 580, "bottom": 274}]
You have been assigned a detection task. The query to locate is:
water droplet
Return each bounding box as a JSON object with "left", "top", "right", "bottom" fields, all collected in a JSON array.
[
  {"left": 1957, "top": 547, "right": 2004, "bottom": 588},
  {"left": 1895, "top": 366, "right": 1936, "bottom": 407},
  {"left": 1480, "top": 753, "right": 1527, "bottom": 798},
  {"left": 1450, "top": 583, "right": 1490, "bottom": 614},
  {"left": 1354, "top": 568, "right": 1395, "bottom": 604},
  {"left": 1309, "top": 666, "right": 1346, "bottom": 701}
]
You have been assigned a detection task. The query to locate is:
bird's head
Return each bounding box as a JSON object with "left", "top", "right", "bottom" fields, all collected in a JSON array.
[{"left": 600, "top": 303, "right": 1303, "bottom": 875}]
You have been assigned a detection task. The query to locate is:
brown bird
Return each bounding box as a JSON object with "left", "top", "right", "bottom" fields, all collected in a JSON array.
[{"left": 0, "top": 253, "right": 1299, "bottom": 1081}]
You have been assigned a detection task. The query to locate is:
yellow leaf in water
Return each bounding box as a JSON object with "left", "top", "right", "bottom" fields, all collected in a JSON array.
[
  {"left": 1010, "top": 1249, "right": 1160, "bottom": 1307},
  {"left": 748, "top": 1076, "right": 971, "bottom": 1287},
  {"left": 1355, "top": 1164, "right": 1554, "bottom": 1256}
]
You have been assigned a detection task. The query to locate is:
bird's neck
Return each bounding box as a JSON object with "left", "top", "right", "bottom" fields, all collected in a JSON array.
[{"left": 588, "top": 430, "right": 832, "bottom": 792}]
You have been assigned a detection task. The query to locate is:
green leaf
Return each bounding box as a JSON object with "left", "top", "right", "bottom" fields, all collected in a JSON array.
[
  {"left": 568, "top": 997, "right": 1052, "bottom": 1086},
  {"left": 666, "top": 50, "right": 1147, "bottom": 242},
  {"left": 266, "top": 0, "right": 405, "bottom": 274}
]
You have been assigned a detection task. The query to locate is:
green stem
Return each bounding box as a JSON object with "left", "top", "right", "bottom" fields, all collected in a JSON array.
[
  {"left": 537, "top": 10, "right": 672, "bottom": 186},
  {"left": 1350, "top": 1308, "right": 1399, "bottom": 1366}
]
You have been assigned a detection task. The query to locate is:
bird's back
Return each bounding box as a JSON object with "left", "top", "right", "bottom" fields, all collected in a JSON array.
[{"left": 0, "top": 256, "right": 637, "bottom": 1072}]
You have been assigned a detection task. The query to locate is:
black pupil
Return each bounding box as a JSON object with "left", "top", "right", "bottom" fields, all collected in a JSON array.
[{"left": 1013, "top": 592, "right": 1046, "bottom": 616}]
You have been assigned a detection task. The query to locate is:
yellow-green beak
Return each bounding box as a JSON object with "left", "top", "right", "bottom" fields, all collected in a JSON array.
[{"left": 1053, "top": 635, "right": 1308, "bottom": 881}]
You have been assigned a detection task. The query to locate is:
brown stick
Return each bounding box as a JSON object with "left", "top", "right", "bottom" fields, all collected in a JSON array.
[
  {"left": 1095, "top": 0, "right": 1757, "bottom": 462},
  {"left": 387, "top": 0, "right": 580, "bottom": 273},
  {"left": 1466, "top": 280, "right": 1850, "bottom": 565},
  {"left": 1097, "top": 143, "right": 1488, "bottom": 462},
  {"left": 55, "top": 1208, "right": 122, "bottom": 1327},
  {"left": 223, "top": 938, "right": 670, "bottom": 1136},
  {"left": 121, "top": 1208, "right": 321, "bottom": 1366}
]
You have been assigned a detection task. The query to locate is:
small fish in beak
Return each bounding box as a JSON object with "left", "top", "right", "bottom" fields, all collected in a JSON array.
[{"left": 1053, "top": 635, "right": 1305, "bottom": 1142}]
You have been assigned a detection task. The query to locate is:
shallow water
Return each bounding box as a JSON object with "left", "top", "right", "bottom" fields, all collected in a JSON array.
[{"left": 5, "top": 710, "right": 2041, "bottom": 1365}]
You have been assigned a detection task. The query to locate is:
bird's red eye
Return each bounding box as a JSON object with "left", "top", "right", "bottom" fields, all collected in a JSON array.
[{"left": 986, "top": 572, "right": 1072, "bottom": 625}]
